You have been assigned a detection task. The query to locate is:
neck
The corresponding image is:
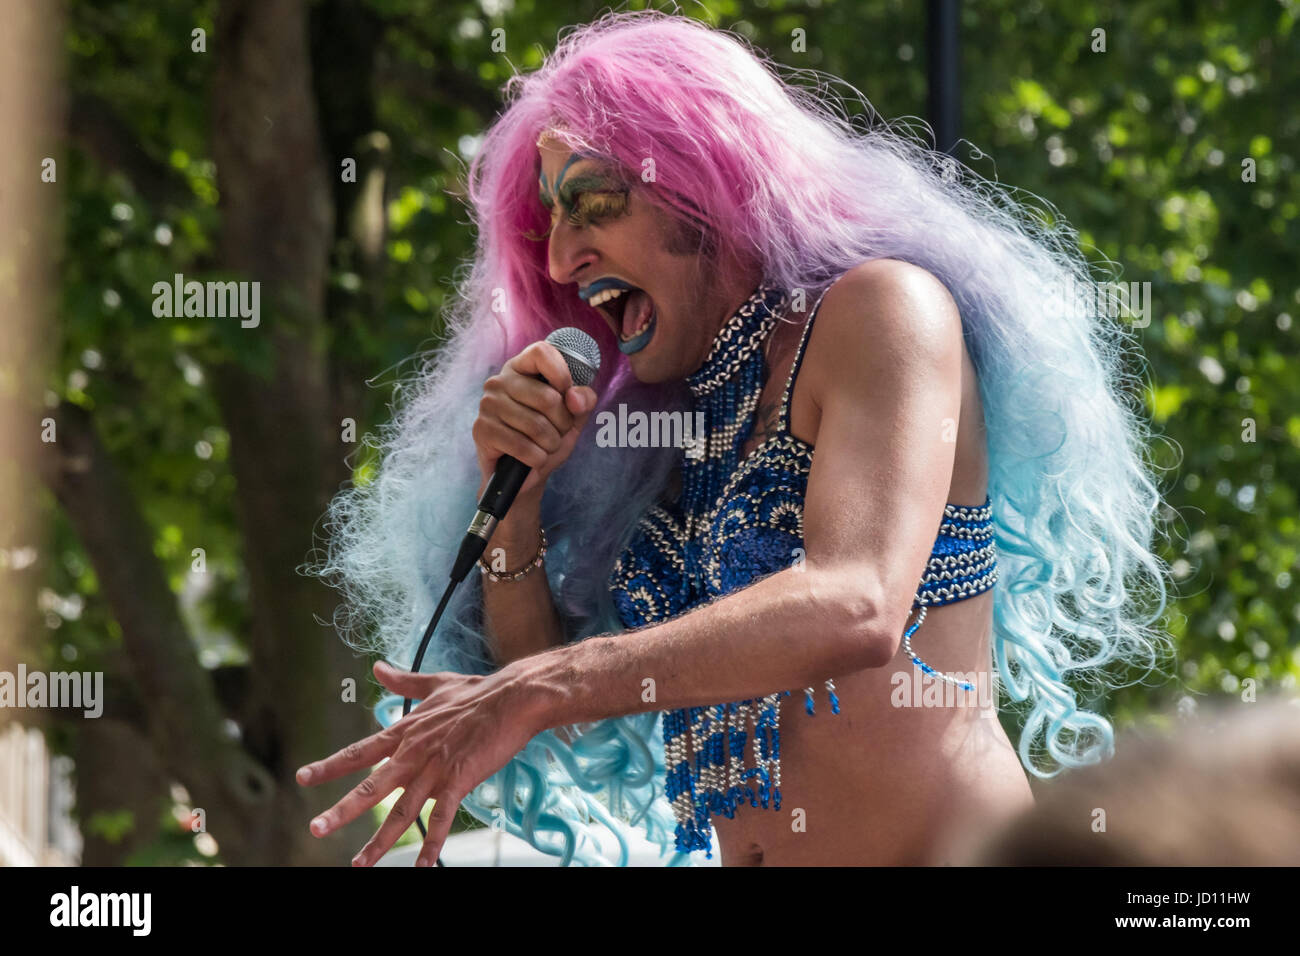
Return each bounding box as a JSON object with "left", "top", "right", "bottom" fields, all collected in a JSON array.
[{"left": 688, "top": 261, "right": 765, "bottom": 375}]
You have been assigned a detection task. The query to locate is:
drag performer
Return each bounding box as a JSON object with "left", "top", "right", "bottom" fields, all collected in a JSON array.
[{"left": 298, "top": 11, "right": 1169, "bottom": 866}]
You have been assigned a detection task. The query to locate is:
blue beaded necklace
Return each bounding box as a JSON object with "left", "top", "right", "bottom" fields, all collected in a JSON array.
[{"left": 682, "top": 282, "right": 787, "bottom": 537}]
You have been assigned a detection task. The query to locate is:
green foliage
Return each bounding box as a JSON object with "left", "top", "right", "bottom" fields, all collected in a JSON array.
[
  {"left": 85, "top": 808, "right": 135, "bottom": 843},
  {"left": 121, "top": 799, "right": 217, "bottom": 866}
]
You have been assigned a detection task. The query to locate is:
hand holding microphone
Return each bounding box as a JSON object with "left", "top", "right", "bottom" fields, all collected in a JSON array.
[
  {"left": 455, "top": 328, "right": 601, "bottom": 582},
  {"left": 472, "top": 328, "right": 601, "bottom": 502}
]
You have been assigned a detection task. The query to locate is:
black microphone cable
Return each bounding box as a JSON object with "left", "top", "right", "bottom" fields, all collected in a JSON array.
[
  {"left": 403, "top": 575, "right": 458, "bottom": 866},
  {"left": 400, "top": 509, "right": 513, "bottom": 864}
]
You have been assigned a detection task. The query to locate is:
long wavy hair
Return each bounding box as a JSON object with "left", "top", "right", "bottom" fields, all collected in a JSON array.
[{"left": 305, "top": 10, "right": 1173, "bottom": 865}]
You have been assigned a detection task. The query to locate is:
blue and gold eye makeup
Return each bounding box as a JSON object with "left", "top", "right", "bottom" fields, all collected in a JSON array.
[{"left": 531, "top": 152, "right": 631, "bottom": 238}]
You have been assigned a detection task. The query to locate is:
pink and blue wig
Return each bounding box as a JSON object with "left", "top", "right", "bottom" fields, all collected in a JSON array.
[{"left": 307, "top": 10, "right": 1172, "bottom": 864}]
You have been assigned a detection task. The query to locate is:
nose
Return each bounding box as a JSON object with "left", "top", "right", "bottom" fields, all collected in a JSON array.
[{"left": 547, "top": 219, "right": 599, "bottom": 287}]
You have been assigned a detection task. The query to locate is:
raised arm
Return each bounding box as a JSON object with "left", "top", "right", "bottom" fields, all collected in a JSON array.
[
  {"left": 472, "top": 340, "right": 598, "bottom": 666},
  {"left": 508, "top": 260, "right": 965, "bottom": 730}
]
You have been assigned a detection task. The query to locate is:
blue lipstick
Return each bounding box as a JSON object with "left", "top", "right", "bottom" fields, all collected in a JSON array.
[{"left": 578, "top": 277, "right": 634, "bottom": 301}]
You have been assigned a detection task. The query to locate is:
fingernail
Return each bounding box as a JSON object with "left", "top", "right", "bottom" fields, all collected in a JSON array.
[
  {"left": 415, "top": 856, "right": 431, "bottom": 867},
  {"left": 311, "top": 816, "right": 327, "bottom": 836},
  {"left": 296, "top": 766, "right": 312, "bottom": 784}
]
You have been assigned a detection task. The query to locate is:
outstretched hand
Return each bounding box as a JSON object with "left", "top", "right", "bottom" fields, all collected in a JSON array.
[{"left": 296, "top": 660, "right": 542, "bottom": 867}]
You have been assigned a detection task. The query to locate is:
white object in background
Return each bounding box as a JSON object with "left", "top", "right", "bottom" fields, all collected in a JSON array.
[{"left": 376, "top": 819, "right": 722, "bottom": 867}]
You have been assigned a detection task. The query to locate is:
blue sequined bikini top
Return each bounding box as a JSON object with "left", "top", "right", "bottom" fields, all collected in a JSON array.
[{"left": 607, "top": 278, "right": 998, "bottom": 858}]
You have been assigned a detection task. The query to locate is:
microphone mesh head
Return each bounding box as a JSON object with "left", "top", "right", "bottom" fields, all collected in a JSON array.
[{"left": 545, "top": 327, "right": 601, "bottom": 387}]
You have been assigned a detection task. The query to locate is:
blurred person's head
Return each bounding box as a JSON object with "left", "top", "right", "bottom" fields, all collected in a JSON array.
[{"left": 963, "top": 698, "right": 1300, "bottom": 865}]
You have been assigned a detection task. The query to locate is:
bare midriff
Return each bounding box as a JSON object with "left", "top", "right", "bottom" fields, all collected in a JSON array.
[{"left": 708, "top": 590, "right": 1034, "bottom": 865}]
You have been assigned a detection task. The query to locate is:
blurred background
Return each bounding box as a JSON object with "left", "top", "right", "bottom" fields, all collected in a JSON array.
[{"left": 0, "top": 0, "right": 1296, "bottom": 866}]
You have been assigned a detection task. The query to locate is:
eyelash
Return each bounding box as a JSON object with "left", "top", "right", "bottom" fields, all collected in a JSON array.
[
  {"left": 524, "top": 189, "right": 630, "bottom": 242},
  {"left": 567, "top": 190, "right": 628, "bottom": 225}
]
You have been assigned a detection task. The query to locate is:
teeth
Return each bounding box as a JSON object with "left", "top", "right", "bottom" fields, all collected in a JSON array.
[
  {"left": 621, "top": 309, "right": 653, "bottom": 340},
  {"left": 589, "top": 287, "right": 627, "bottom": 307},
  {"left": 622, "top": 317, "right": 650, "bottom": 339}
]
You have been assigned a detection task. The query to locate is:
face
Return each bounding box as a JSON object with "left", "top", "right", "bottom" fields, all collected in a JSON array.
[{"left": 536, "top": 137, "right": 760, "bottom": 383}]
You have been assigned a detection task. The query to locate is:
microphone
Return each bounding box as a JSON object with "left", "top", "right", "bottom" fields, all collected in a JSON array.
[{"left": 448, "top": 326, "right": 601, "bottom": 583}]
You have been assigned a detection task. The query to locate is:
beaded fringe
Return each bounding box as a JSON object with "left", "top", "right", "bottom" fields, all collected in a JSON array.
[{"left": 665, "top": 692, "right": 783, "bottom": 857}]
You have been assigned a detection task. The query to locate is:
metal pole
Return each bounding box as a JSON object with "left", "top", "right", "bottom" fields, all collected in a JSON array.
[{"left": 927, "top": 0, "right": 961, "bottom": 154}]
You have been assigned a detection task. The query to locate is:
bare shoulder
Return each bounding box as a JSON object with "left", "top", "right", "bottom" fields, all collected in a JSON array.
[{"left": 801, "top": 259, "right": 964, "bottom": 410}]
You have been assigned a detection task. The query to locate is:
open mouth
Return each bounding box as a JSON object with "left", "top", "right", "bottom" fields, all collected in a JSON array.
[{"left": 581, "top": 280, "right": 657, "bottom": 355}]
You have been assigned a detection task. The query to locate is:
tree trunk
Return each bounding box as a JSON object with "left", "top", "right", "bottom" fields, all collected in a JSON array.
[{"left": 208, "top": 0, "right": 375, "bottom": 864}]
